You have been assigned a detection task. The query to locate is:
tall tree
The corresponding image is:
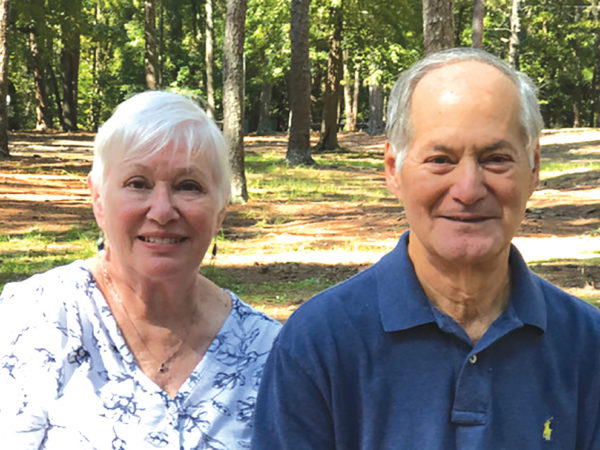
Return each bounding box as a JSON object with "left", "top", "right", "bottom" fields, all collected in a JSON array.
[
  {"left": 60, "top": 0, "right": 81, "bottom": 131},
  {"left": 144, "top": 0, "right": 158, "bottom": 89},
  {"left": 223, "top": 0, "right": 248, "bottom": 202},
  {"left": 29, "top": 30, "right": 52, "bottom": 131},
  {"left": 256, "top": 82, "right": 273, "bottom": 134},
  {"left": 471, "top": 0, "right": 484, "bottom": 48},
  {"left": 591, "top": 0, "right": 599, "bottom": 126},
  {"left": 316, "top": 3, "right": 343, "bottom": 150},
  {"left": 508, "top": 0, "right": 521, "bottom": 69},
  {"left": 422, "top": 0, "right": 454, "bottom": 54},
  {"left": 205, "top": 0, "right": 215, "bottom": 119},
  {"left": 0, "top": 0, "right": 9, "bottom": 158},
  {"left": 343, "top": 49, "right": 358, "bottom": 132},
  {"left": 367, "top": 84, "right": 384, "bottom": 135},
  {"left": 286, "top": 0, "right": 313, "bottom": 165}
]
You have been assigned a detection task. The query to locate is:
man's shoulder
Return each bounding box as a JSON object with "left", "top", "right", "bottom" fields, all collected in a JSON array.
[
  {"left": 290, "top": 263, "right": 379, "bottom": 323},
  {"left": 536, "top": 274, "right": 600, "bottom": 328}
]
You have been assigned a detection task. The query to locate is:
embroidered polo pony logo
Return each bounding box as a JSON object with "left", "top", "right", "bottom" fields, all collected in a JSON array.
[{"left": 543, "top": 417, "right": 553, "bottom": 441}]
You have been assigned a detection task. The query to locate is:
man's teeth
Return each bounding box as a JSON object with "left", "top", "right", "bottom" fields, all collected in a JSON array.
[{"left": 140, "top": 236, "right": 184, "bottom": 244}]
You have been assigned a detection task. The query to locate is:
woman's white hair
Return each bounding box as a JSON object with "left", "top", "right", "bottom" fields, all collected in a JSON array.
[
  {"left": 89, "top": 90, "right": 231, "bottom": 206},
  {"left": 385, "top": 47, "right": 544, "bottom": 171}
]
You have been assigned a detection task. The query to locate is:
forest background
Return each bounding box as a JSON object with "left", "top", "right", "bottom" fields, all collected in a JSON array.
[{"left": 0, "top": 0, "right": 599, "bottom": 319}]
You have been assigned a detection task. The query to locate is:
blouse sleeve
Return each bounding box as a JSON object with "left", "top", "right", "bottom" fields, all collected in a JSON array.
[{"left": 0, "top": 282, "right": 67, "bottom": 447}]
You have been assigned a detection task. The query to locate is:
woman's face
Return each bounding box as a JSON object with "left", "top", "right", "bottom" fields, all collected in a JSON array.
[{"left": 90, "top": 143, "right": 226, "bottom": 281}]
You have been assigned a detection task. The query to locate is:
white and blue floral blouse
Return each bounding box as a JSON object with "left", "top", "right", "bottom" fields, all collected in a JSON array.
[{"left": 0, "top": 260, "right": 281, "bottom": 449}]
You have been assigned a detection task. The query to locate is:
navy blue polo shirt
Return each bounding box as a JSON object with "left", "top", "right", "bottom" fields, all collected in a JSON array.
[{"left": 252, "top": 232, "right": 600, "bottom": 449}]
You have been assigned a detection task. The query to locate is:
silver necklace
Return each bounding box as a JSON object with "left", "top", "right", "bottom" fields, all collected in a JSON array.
[{"left": 101, "top": 263, "right": 187, "bottom": 375}]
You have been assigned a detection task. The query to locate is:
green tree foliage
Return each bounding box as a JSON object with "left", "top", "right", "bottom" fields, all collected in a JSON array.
[{"left": 5, "top": 0, "right": 600, "bottom": 133}]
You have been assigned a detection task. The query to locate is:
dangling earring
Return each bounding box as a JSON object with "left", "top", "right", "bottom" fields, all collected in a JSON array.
[
  {"left": 210, "top": 241, "right": 217, "bottom": 264},
  {"left": 97, "top": 232, "right": 105, "bottom": 252}
]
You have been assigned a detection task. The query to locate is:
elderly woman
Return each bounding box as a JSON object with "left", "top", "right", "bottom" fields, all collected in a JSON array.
[{"left": 0, "top": 91, "right": 281, "bottom": 448}]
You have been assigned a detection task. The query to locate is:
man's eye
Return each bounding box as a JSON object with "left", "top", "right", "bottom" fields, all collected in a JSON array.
[{"left": 486, "top": 155, "right": 511, "bottom": 164}]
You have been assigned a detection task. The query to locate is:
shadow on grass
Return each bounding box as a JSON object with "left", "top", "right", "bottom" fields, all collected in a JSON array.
[{"left": 540, "top": 170, "right": 600, "bottom": 190}]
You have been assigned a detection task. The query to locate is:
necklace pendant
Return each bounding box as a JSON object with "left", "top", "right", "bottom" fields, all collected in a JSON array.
[{"left": 159, "top": 362, "right": 168, "bottom": 373}]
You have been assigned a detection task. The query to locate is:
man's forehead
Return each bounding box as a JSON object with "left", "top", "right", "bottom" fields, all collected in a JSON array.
[{"left": 415, "top": 60, "right": 514, "bottom": 94}]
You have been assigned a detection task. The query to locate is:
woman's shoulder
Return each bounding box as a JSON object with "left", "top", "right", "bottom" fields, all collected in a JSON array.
[
  {"left": 213, "top": 291, "right": 282, "bottom": 352},
  {"left": 1, "top": 260, "right": 93, "bottom": 302},
  {"left": 0, "top": 260, "right": 94, "bottom": 331}
]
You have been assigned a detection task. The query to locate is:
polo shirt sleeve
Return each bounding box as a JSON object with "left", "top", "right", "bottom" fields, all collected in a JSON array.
[{"left": 251, "top": 338, "right": 335, "bottom": 449}]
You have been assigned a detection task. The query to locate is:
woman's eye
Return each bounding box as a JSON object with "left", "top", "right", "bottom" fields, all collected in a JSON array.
[
  {"left": 428, "top": 155, "right": 451, "bottom": 164},
  {"left": 178, "top": 181, "right": 203, "bottom": 192},
  {"left": 126, "top": 178, "right": 148, "bottom": 189}
]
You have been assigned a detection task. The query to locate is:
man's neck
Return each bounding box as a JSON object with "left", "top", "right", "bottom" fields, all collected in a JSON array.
[{"left": 408, "top": 238, "right": 511, "bottom": 344}]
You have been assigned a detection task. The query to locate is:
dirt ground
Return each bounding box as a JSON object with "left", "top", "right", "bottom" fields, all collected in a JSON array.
[{"left": 1, "top": 130, "right": 599, "bottom": 317}]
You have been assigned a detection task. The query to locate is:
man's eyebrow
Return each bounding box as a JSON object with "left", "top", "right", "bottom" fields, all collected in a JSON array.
[
  {"left": 482, "top": 140, "right": 517, "bottom": 151},
  {"left": 432, "top": 144, "right": 454, "bottom": 152}
]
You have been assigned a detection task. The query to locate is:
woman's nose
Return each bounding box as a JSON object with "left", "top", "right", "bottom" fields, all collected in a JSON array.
[{"left": 146, "top": 185, "right": 179, "bottom": 224}]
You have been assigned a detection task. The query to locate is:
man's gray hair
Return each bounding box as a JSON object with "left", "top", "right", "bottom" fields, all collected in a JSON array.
[
  {"left": 385, "top": 47, "right": 544, "bottom": 171},
  {"left": 89, "top": 90, "right": 231, "bottom": 207}
]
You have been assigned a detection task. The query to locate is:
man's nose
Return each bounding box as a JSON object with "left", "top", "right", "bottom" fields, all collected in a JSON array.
[
  {"left": 448, "top": 159, "right": 487, "bottom": 205},
  {"left": 146, "top": 185, "right": 179, "bottom": 224}
]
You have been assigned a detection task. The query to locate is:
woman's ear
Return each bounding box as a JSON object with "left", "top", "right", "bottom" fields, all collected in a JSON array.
[{"left": 88, "top": 174, "right": 105, "bottom": 230}]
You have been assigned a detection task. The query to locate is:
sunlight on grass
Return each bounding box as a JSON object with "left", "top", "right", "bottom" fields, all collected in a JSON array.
[
  {"left": 539, "top": 161, "right": 600, "bottom": 179},
  {"left": 0, "top": 226, "right": 98, "bottom": 291}
]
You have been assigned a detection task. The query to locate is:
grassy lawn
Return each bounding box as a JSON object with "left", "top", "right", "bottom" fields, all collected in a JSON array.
[{"left": 1, "top": 131, "right": 599, "bottom": 319}]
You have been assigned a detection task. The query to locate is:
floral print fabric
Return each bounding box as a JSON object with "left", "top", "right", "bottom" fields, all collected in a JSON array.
[{"left": 0, "top": 260, "right": 281, "bottom": 449}]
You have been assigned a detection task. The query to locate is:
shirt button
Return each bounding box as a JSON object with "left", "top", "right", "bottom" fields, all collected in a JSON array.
[{"left": 469, "top": 354, "right": 478, "bottom": 364}]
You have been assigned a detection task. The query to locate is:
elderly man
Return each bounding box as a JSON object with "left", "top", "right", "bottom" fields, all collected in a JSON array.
[{"left": 251, "top": 48, "right": 600, "bottom": 449}]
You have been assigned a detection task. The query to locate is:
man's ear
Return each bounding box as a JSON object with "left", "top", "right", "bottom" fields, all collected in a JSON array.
[
  {"left": 384, "top": 142, "right": 403, "bottom": 201},
  {"left": 88, "top": 174, "right": 105, "bottom": 230},
  {"left": 530, "top": 142, "right": 541, "bottom": 195}
]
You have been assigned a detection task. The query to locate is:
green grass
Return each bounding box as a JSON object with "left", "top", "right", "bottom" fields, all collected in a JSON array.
[
  {"left": 539, "top": 161, "right": 600, "bottom": 178},
  {"left": 2, "top": 137, "right": 599, "bottom": 311},
  {"left": 0, "top": 226, "right": 99, "bottom": 291},
  {"left": 200, "top": 265, "right": 334, "bottom": 305},
  {"left": 245, "top": 151, "right": 388, "bottom": 202}
]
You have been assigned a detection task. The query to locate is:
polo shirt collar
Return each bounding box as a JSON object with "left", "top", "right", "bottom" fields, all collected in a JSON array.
[{"left": 376, "top": 231, "right": 547, "bottom": 333}]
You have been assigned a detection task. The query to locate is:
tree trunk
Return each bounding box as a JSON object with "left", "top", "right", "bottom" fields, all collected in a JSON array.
[
  {"left": 144, "top": 0, "right": 158, "bottom": 89},
  {"left": 592, "top": 0, "right": 599, "bottom": 127},
  {"left": 257, "top": 82, "right": 273, "bottom": 134},
  {"left": 367, "top": 84, "right": 384, "bottom": 135},
  {"left": 0, "top": 0, "right": 10, "bottom": 158},
  {"left": 60, "top": 0, "right": 81, "bottom": 132},
  {"left": 471, "top": 0, "right": 484, "bottom": 49},
  {"left": 508, "top": 0, "right": 521, "bottom": 69},
  {"left": 223, "top": 0, "right": 248, "bottom": 203},
  {"left": 343, "top": 49, "right": 358, "bottom": 132},
  {"left": 352, "top": 68, "right": 359, "bottom": 130},
  {"left": 48, "top": 64, "right": 66, "bottom": 130},
  {"left": 422, "top": 0, "right": 455, "bottom": 54},
  {"left": 316, "top": 5, "right": 343, "bottom": 150},
  {"left": 205, "top": 0, "right": 215, "bottom": 119},
  {"left": 286, "top": 0, "right": 313, "bottom": 165},
  {"left": 29, "top": 31, "right": 52, "bottom": 131}
]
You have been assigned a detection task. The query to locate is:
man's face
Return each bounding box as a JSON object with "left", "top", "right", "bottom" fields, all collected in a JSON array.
[{"left": 385, "top": 61, "right": 540, "bottom": 268}]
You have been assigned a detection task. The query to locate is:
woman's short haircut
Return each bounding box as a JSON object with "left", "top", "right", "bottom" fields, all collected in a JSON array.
[
  {"left": 89, "top": 90, "right": 231, "bottom": 206},
  {"left": 385, "top": 47, "right": 544, "bottom": 171}
]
